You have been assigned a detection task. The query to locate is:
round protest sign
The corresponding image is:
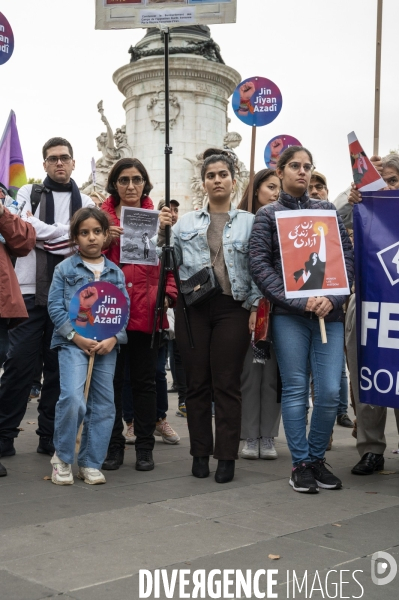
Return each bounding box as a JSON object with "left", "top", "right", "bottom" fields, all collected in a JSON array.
[
  {"left": 264, "top": 135, "right": 302, "bottom": 169},
  {"left": 232, "top": 76, "right": 282, "bottom": 127},
  {"left": 69, "top": 281, "right": 128, "bottom": 340},
  {"left": 0, "top": 13, "right": 14, "bottom": 66}
]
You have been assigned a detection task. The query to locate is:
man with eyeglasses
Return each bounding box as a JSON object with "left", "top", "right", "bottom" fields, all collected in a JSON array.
[
  {"left": 308, "top": 171, "right": 329, "bottom": 201},
  {"left": 0, "top": 137, "right": 94, "bottom": 462}
]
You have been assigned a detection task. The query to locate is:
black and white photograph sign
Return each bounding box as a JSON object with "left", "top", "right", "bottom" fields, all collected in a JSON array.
[{"left": 120, "top": 207, "right": 159, "bottom": 266}]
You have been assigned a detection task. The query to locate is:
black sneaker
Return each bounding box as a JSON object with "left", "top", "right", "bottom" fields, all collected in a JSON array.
[
  {"left": 311, "top": 458, "right": 342, "bottom": 489},
  {"left": 290, "top": 463, "right": 319, "bottom": 493},
  {"left": 0, "top": 437, "right": 15, "bottom": 458},
  {"left": 37, "top": 436, "right": 55, "bottom": 456},
  {"left": 136, "top": 449, "right": 154, "bottom": 471},
  {"left": 0, "top": 462, "right": 7, "bottom": 477},
  {"left": 102, "top": 445, "right": 124, "bottom": 470}
]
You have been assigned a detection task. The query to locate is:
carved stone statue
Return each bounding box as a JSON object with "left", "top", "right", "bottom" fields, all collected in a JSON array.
[
  {"left": 147, "top": 92, "right": 180, "bottom": 132},
  {"left": 81, "top": 101, "right": 133, "bottom": 196}
]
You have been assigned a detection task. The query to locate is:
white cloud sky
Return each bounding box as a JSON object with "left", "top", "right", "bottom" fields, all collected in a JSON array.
[{"left": 1, "top": 0, "right": 399, "bottom": 201}]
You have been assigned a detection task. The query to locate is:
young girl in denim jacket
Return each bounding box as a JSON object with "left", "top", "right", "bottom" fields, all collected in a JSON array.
[{"left": 48, "top": 207, "right": 128, "bottom": 486}]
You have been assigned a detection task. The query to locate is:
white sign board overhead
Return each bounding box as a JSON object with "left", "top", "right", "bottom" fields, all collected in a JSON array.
[{"left": 95, "top": 0, "right": 237, "bottom": 30}]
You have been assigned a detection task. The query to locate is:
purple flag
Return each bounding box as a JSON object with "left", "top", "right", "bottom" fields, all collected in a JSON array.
[{"left": 0, "top": 110, "right": 27, "bottom": 198}]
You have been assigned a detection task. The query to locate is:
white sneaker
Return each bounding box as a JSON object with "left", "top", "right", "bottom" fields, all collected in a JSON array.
[
  {"left": 77, "top": 467, "right": 106, "bottom": 485},
  {"left": 260, "top": 437, "right": 278, "bottom": 460},
  {"left": 241, "top": 438, "right": 259, "bottom": 459},
  {"left": 155, "top": 418, "right": 180, "bottom": 444},
  {"left": 124, "top": 422, "right": 136, "bottom": 444},
  {"left": 50, "top": 452, "right": 74, "bottom": 485}
]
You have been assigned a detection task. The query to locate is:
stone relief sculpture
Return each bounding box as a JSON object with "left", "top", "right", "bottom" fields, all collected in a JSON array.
[
  {"left": 185, "top": 132, "right": 249, "bottom": 210},
  {"left": 147, "top": 92, "right": 180, "bottom": 132},
  {"left": 81, "top": 101, "right": 132, "bottom": 195}
]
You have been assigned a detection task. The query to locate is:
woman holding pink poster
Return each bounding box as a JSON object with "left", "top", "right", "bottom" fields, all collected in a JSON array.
[{"left": 249, "top": 146, "right": 354, "bottom": 494}]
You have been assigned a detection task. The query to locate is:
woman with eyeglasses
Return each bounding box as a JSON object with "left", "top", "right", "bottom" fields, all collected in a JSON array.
[
  {"left": 249, "top": 146, "right": 354, "bottom": 494},
  {"left": 100, "top": 158, "right": 177, "bottom": 473}
]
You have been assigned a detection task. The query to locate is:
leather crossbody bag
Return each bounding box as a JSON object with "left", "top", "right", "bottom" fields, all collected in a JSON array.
[{"left": 180, "top": 241, "right": 223, "bottom": 306}]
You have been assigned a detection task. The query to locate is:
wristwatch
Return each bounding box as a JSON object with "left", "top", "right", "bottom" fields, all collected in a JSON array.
[{"left": 66, "top": 330, "right": 76, "bottom": 341}]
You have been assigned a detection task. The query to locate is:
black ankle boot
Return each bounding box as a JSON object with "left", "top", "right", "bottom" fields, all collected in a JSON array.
[
  {"left": 215, "top": 460, "right": 235, "bottom": 483},
  {"left": 192, "top": 456, "right": 210, "bottom": 478}
]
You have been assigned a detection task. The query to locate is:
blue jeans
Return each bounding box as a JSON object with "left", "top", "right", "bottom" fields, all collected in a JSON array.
[
  {"left": 272, "top": 315, "right": 344, "bottom": 466},
  {"left": 54, "top": 345, "right": 117, "bottom": 469},
  {"left": 337, "top": 354, "right": 349, "bottom": 415}
]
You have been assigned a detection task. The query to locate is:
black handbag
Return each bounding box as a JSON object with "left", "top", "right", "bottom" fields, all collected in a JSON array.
[{"left": 180, "top": 241, "right": 223, "bottom": 306}]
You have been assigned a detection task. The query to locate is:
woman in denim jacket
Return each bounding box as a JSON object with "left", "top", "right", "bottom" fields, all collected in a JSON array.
[
  {"left": 48, "top": 207, "right": 128, "bottom": 486},
  {"left": 158, "top": 151, "right": 262, "bottom": 484}
]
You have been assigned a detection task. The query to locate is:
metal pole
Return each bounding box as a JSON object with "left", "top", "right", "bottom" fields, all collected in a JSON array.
[
  {"left": 163, "top": 27, "right": 172, "bottom": 253},
  {"left": 373, "top": 0, "right": 383, "bottom": 156},
  {"left": 247, "top": 125, "right": 257, "bottom": 213}
]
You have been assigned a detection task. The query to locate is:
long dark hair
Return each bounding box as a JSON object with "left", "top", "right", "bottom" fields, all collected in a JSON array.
[
  {"left": 106, "top": 157, "right": 153, "bottom": 202},
  {"left": 238, "top": 169, "right": 279, "bottom": 214}
]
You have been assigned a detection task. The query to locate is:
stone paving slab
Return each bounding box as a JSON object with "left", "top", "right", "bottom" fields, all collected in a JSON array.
[
  {"left": 1, "top": 400, "right": 399, "bottom": 599},
  {"left": 0, "top": 569, "right": 58, "bottom": 600}
]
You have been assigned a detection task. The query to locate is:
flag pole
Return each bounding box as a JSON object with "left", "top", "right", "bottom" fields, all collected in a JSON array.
[
  {"left": 373, "top": 0, "right": 383, "bottom": 156},
  {"left": 247, "top": 125, "right": 257, "bottom": 213}
]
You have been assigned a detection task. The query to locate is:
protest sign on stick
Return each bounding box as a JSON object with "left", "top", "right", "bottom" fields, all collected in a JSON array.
[
  {"left": 348, "top": 132, "right": 385, "bottom": 192},
  {"left": 232, "top": 76, "right": 282, "bottom": 212},
  {"left": 264, "top": 135, "right": 301, "bottom": 170},
  {"left": 354, "top": 190, "right": 399, "bottom": 409},
  {"left": 69, "top": 282, "right": 129, "bottom": 452},
  {"left": 276, "top": 210, "right": 350, "bottom": 343}
]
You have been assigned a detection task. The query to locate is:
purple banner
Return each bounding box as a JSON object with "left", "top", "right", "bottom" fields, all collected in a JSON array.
[{"left": 0, "top": 111, "right": 27, "bottom": 197}]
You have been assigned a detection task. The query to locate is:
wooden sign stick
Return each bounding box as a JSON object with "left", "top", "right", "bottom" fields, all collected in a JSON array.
[
  {"left": 247, "top": 125, "right": 257, "bottom": 213},
  {"left": 373, "top": 0, "right": 383, "bottom": 156},
  {"left": 75, "top": 354, "right": 95, "bottom": 454},
  {"left": 319, "top": 317, "right": 327, "bottom": 344}
]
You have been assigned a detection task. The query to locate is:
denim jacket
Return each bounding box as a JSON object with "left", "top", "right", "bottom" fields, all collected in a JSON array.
[
  {"left": 48, "top": 252, "right": 129, "bottom": 349},
  {"left": 157, "top": 205, "right": 262, "bottom": 310}
]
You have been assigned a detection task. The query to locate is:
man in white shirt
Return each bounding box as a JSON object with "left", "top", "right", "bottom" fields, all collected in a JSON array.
[{"left": 0, "top": 137, "right": 94, "bottom": 459}]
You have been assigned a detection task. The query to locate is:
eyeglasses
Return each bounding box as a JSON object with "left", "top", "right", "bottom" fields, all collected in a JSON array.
[
  {"left": 117, "top": 176, "right": 145, "bottom": 187},
  {"left": 287, "top": 162, "right": 314, "bottom": 173},
  {"left": 285, "top": 162, "right": 314, "bottom": 173},
  {"left": 45, "top": 155, "right": 73, "bottom": 165},
  {"left": 308, "top": 183, "right": 325, "bottom": 192}
]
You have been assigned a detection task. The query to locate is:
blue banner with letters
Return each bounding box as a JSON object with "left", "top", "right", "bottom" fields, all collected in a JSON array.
[{"left": 354, "top": 190, "right": 399, "bottom": 408}]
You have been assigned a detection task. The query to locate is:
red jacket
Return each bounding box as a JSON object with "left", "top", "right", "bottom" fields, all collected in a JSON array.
[
  {"left": 0, "top": 208, "right": 36, "bottom": 324},
  {"left": 101, "top": 195, "right": 177, "bottom": 334}
]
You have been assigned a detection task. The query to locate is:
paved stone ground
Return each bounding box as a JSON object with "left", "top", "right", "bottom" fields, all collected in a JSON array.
[{"left": 1, "top": 395, "right": 399, "bottom": 600}]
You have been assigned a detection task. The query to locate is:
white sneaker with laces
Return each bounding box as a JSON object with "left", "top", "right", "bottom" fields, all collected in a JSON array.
[
  {"left": 50, "top": 452, "right": 74, "bottom": 485},
  {"left": 241, "top": 438, "right": 259, "bottom": 459},
  {"left": 260, "top": 437, "right": 278, "bottom": 460},
  {"left": 124, "top": 422, "right": 136, "bottom": 444},
  {"left": 77, "top": 467, "right": 106, "bottom": 485},
  {"left": 155, "top": 418, "right": 180, "bottom": 444}
]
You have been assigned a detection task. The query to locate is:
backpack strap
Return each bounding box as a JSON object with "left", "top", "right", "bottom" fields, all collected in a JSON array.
[{"left": 30, "top": 184, "right": 47, "bottom": 215}]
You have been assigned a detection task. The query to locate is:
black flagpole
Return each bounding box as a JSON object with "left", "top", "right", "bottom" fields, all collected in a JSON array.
[{"left": 151, "top": 26, "right": 193, "bottom": 349}]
